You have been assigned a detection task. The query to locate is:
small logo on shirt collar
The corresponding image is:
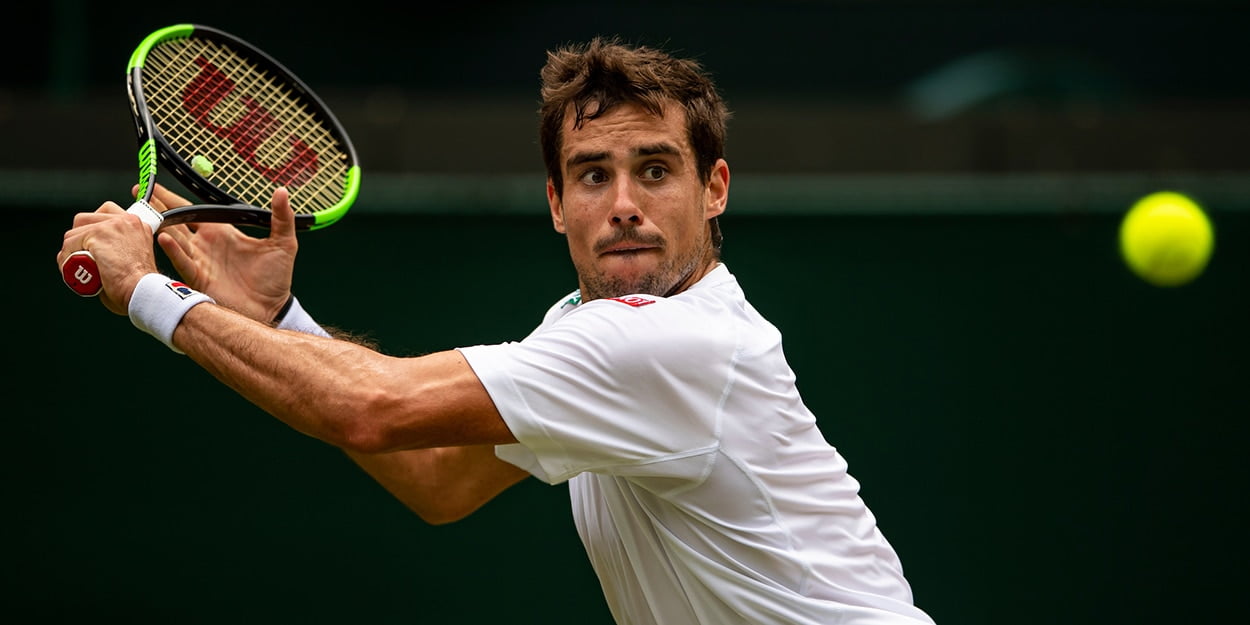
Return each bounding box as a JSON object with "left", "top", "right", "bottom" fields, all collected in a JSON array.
[{"left": 608, "top": 296, "right": 656, "bottom": 307}]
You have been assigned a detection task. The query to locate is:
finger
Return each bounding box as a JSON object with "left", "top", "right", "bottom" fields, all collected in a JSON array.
[
  {"left": 150, "top": 183, "right": 192, "bottom": 211},
  {"left": 156, "top": 230, "right": 196, "bottom": 281},
  {"left": 56, "top": 236, "right": 87, "bottom": 268},
  {"left": 59, "top": 204, "right": 115, "bottom": 266},
  {"left": 160, "top": 222, "right": 194, "bottom": 240},
  {"left": 153, "top": 213, "right": 199, "bottom": 273},
  {"left": 146, "top": 191, "right": 168, "bottom": 213},
  {"left": 69, "top": 202, "right": 127, "bottom": 228},
  {"left": 57, "top": 225, "right": 100, "bottom": 271},
  {"left": 269, "top": 187, "right": 297, "bottom": 242},
  {"left": 140, "top": 184, "right": 196, "bottom": 235}
]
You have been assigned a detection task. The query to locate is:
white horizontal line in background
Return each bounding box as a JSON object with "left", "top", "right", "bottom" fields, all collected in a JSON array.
[{"left": 7, "top": 171, "right": 1248, "bottom": 216}]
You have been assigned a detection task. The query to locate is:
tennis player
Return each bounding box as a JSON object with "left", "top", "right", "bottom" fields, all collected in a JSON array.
[{"left": 58, "top": 37, "right": 936, "bottom": 625}]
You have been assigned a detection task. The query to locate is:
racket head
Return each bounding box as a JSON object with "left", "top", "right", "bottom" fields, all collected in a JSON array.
[{"left": 128, "top": 24, "right": 360, "bottom": 230}]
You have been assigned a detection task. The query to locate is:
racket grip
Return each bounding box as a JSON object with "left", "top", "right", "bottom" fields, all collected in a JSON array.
[
  {"left": 60, "top": 200, "right": 164, "bottom": 297},
  {"left": 127, "top": 200, "right": 165, "bottom": 232}
]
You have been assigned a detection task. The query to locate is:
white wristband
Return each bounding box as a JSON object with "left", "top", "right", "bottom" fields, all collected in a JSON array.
[
  {"left": 276, "top": 295, "right": 331, "bottom": 338},
  {"left": 128, "top": 273, "right": 215, "bottom": 354}
]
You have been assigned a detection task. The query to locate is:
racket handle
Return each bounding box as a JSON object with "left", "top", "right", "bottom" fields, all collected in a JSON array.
[{"left": 60, "top": 200, "right": 165, "bottom": 297}]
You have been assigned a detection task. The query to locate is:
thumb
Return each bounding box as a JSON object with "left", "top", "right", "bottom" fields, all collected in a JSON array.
[{"left": 269, "top": 187, "right": 297, "bottom": 242}]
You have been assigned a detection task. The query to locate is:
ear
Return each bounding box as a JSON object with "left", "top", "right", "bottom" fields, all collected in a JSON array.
[
  {"left": 705, "top": 158, "right": 729, "bottom": 220},
  {"left": 547, "top": 179, "right": 566, "bottom": 233}
]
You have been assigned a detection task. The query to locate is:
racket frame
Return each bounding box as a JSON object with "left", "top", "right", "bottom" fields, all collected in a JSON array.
[{"left": 127, "top": 23, "right": 361, "bottom": 230}]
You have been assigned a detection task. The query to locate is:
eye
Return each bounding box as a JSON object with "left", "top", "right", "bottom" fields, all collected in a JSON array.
[
  {"left": 640, "top": 164, "right": 667, "bottom": 181},
  {"left": 578, "top": 169, "right": 608, "bottom": 185}
]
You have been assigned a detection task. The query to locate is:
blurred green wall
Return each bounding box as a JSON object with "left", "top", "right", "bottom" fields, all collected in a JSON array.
[{"left": 8, "top": 205, "right": 1247, "bottom": 624}]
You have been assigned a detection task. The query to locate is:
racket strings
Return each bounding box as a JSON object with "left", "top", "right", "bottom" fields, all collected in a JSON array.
[{"left": 142, "top": 37, "right": 351, "bottom": 214}]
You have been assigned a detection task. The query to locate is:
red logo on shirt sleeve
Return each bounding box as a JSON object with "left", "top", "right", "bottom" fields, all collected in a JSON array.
[{"left": 608, "top": 296, "right": 656, "bottom": 307}]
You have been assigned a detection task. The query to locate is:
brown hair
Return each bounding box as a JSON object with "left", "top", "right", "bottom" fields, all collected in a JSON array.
[{"left": 538, "top": 36, "right": 731, "bottom": 197}]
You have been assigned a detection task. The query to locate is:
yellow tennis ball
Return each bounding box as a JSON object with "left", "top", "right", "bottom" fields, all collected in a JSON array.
[
  {"left": 191, "top": 155, "right": 214, "bottom": 176},
  {"left": 1119, "top": 191, "right": 1214, "bottom": 287}
]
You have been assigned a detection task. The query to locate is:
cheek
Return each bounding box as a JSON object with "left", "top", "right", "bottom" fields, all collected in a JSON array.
[
  {"left": 666, "top": 196, "right": 708, "bottom": 239},
  {"left": 560, "top": 189, "right": 607, "bottom": 223},
  {"left": 559, "top": 208, "right": 599, "bottom": 248}
]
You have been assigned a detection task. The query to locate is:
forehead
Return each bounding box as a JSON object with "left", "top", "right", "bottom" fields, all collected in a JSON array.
[{"left": 560, "top": 101, "right": 690, "bottom": 160}]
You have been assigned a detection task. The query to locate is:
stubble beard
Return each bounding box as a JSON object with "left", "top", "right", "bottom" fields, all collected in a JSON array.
[{"left": 577, "top": 229, "right": 710, "bottom": 302}]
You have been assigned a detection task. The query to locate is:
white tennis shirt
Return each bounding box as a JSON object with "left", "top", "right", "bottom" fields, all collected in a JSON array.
[{"left": 458, "top": 264, "right": 935, "bottom": 625}]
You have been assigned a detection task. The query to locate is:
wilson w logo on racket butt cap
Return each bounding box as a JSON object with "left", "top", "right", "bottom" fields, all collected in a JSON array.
[{"left": 60, "top": 251, "right": 102, "bottom": 297}]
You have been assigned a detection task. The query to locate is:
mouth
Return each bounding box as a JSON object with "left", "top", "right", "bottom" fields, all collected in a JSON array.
[
  {"left": 600, "top": 244, "right": 657, "bottom": 256},
  {"left": 596, "top": 235, "right": 664, "bottom": 257}
]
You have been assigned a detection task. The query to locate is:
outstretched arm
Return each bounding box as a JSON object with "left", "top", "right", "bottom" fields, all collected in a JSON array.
[{"left": 57, "top": 187, "right": 529, "bottom": 523}]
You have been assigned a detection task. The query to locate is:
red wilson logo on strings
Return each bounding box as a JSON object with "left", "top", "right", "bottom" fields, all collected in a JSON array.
[{"left": 181, "top": 56, "right": 320, "bottom": 187}]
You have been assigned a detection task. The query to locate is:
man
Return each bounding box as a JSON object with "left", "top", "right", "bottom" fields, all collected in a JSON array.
[{"left": 57, "top": 37, "right": 935, "bottom": 624}]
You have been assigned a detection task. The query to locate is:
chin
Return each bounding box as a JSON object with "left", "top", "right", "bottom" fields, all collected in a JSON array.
[{"left": 586, "top": 269, "right": 678, "bottom": 301}]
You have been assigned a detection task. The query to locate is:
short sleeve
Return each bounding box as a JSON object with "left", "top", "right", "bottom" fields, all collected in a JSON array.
[{"left": 458, "top": 296, "right": 738, "bottom": 484}]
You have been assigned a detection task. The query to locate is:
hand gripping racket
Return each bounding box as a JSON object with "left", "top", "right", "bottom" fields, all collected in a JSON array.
[{"left": 61, "top": 23, "right": 361, "bottom": 297}]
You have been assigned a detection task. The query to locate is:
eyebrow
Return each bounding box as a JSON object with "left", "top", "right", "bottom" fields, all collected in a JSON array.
[
  {"left": 636, "top": 142, "right": 680, "bottom": 158},
  {"left": 565, "top": 142, "right": 682, "bottom": 170}
]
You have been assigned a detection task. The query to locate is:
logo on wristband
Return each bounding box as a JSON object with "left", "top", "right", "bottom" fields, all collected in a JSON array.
[{"left": 164, "top": 281, "right": 198, "bottom": 299}]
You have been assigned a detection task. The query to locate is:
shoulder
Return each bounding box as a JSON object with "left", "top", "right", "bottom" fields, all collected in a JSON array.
[
  {"left": 506, "top": 266, "right": 755, "bottom": 366},
  {"left": 556, "top": 297, "right": 739, "bottom": 370},
  {"left": 571, "top": 290, "right": 730, "bottom": 335}
]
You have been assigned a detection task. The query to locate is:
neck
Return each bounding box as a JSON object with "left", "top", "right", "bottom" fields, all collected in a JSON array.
[{"left": 663, "top": 256, "right": 719, "bottom": 298}]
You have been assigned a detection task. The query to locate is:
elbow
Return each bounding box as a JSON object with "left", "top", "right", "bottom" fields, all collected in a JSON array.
[
  {"left": 409, "top": 491, "right": 488, "bottom": 526},
  {"left": 414, "top": 506, "right": 473, "bottom": 526},
  {"left": 335, "top": 419, "right": 399, "bottom": 455}
]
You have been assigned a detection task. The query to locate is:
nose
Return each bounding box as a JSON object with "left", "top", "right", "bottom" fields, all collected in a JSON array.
[{"left": 608, "top": 179, "right": 643, "bottom": 227}]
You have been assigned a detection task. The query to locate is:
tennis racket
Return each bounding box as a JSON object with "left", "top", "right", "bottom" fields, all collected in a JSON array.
[{"left": 61, "top": 23, "right": 361, "bottom": 297}]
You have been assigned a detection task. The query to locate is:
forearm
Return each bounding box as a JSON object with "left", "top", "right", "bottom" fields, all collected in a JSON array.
[
  {"left": 176, "top": 302, "right": 378, "bottom": 445},
  {"left": 170, "top": 302, "right": 514, "bottom": 452}
]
